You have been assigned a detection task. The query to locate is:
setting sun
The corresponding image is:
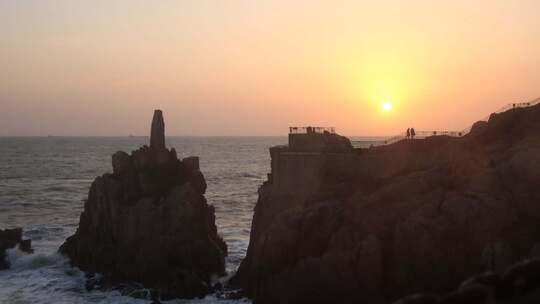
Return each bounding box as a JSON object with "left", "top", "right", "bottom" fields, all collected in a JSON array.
[
  {"left": 381, "top": 101, "right": 393, "bottom": 112},
  {"left": 3, "top": 1, "right": 540, "bottom": 304}
]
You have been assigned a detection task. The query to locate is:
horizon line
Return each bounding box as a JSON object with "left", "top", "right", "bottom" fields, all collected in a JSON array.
[{"left": 0, "top": 134, "right": 393, "bottom": 138}]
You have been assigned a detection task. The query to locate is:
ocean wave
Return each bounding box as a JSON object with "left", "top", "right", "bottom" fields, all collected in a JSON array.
[
  {"left": 239, "top": 173, "right": 261, "bottom": 179},
  {"left": 44, "top": 186, "right": 72, "bottom": 192},
  {"left": 6, "top": 249, "right": 68, "bottom": 271},
  {"left": 24, "top": 226, "right": 65, "bottom": 241}
]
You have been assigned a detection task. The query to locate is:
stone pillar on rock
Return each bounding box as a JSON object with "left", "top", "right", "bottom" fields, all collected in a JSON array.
[
  {"left": 59, "top": 109, "right": 227, "bottom": 298},
  {"left": 150, "top": 110, "right": 166, "bottom": 149}
]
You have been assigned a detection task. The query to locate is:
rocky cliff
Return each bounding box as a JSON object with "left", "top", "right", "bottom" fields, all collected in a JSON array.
[
  {"left": 60, "top": 110, "right": 227, "bottom": 299},
  {"left": 232, "top": 104, "right": 540, "bottom": 303}
]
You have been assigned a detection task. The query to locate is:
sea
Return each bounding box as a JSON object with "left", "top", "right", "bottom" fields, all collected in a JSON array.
[{"left": 0, "top": 136, "right": 380, "bottom": 304}]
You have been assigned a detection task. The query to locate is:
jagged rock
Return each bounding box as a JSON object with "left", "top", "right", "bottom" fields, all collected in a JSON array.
[
  {"left": 438, "top": 285, "right": 489, "bottom": 304},
  {"left": 529, "top": 243, "right": 540, "bottom": 258},
  {"left": 112, "top": 151, "right": 132, "bottom": 177},
  {"left": 500, "top": 259, "right": 540, "bottom": 299},
  {"left": 0, "top": 228, "right": 33, "bottom": 270},
  {"left": 183, "top": 157, "right": 207, "bottom": 194},
  {"left": 232, "top": 104, "right": 540, "bottom": 303},
  {"left": 60, "top": 110, "right": 227, "bottom": 299},
  {"left": 18, "top": 239, "right": 32, "bottom": 253},
  {"left": 459, "top": 271, "right": 501, "bottom": 294},
  {"left": 393, "top": 258, "right": 540, "bottom": 304},
  {"left": 468, "top": 120, "right": 488, "bottom": 137},
  {"left": 482, "top": 242, "right": 514, "bottom": 274}
]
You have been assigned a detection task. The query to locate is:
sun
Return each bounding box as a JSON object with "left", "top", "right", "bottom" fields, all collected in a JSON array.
[{"left": 381, "top": 101, "right": 393, "bottom": 112}]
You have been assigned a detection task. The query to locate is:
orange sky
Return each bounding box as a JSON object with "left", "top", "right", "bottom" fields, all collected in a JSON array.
[{"left": 1, "top": 0, "right": 539, "bottom": 136}]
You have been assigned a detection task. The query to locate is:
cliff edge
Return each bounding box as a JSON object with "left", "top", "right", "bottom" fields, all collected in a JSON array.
[
  {"left": 232, "top": 104, "right": 540, "bottom": 303},
  {"left": 60, "top": 110, "right": 227, "bottom": 299}
]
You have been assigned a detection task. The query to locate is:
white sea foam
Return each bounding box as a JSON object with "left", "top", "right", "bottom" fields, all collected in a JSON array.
[{"left": 7, "top": 249, "right": 61, "bottom": 270}]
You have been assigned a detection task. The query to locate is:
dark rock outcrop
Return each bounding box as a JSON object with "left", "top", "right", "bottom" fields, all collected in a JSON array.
[
  {"left": 60, "top": 110, "right": 227, "bottom": 299},
  {"left": 394, "top": 258, "right": 540, "bottom": 304},
  {"left": 232, "top": 103, "right": 540, "bottom": 303},
  {"left": 1, "top": 228, "right": 33, "bottom": 270}
]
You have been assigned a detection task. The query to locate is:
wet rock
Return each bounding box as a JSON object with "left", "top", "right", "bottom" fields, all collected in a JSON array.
[
  {"left": 460, "top": 271, "right": 501, "bottom": 293},
  {"left": 500, "top": 259, "right": 540, "bottom": 299},
  {"left": 439, "top": 285, "right": 489, "bottom": 304},
  {"left": 60, "top": 110, "right": 227, "bottom": 299},
  {"left": 0, "top": 228, "right": 33, "bottom": 270},
  {"left": 18, "top": 239, "right": 33, "bottom": 253},
  {"left": 395, "top": 258, "right": 540, "bottom": 304}
]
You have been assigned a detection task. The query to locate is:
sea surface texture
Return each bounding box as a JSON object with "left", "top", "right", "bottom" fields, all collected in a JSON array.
[{"left": 0, "top": 136, "right": 375, "bottom": 304}]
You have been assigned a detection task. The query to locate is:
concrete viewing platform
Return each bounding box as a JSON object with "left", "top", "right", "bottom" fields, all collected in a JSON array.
[
  {"left": 267, "top": 126, "right": 355, "bottom": 194},
  {"left": 286, "top": 126, "right": 353, "bottom": 153}
]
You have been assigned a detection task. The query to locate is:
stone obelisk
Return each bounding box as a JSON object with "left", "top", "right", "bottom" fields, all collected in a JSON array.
[{"left": 150, "top": 109, "right": 165, "bottom": 149}]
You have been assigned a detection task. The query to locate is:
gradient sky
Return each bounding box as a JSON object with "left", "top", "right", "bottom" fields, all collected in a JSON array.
[{"left": 1, "top": 0, "right": 539, "bottom": 136}]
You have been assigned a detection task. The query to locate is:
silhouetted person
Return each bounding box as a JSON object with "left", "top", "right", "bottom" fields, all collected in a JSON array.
[
  {"left": 406, "top": 128, "right": 410, "bottom": 139},
  {"left": 411, "top": 128, "right": 416, "bottom": 139}
]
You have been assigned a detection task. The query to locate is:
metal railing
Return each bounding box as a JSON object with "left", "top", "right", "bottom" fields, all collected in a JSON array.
[
  {"left": 289, "top": 126, "right": 336, "bottom": 134},
  {"left": 381, "top": 97, "right": 540, "bottom": 145}
]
